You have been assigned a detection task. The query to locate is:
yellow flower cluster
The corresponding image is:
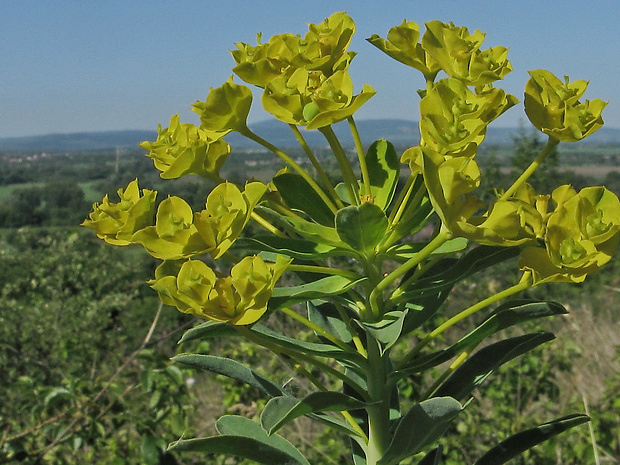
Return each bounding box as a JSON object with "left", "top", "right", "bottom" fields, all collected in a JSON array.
[
  {"left": 193, "top": 12, "right": 375, "bottom": 131},
  {"left": 83, "top": 180, "right": 288, "bottom": 325}
]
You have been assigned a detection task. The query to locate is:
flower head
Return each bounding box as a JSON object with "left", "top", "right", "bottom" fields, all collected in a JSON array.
[
  {"left": 520, "top": 186, "right": 620, "bottom": 282},
  {"left": 139, "top": 115, "right": 230, "bottom": 181},
  {"left": 150, "top": 255, "right": 291, "bottom": 325},
  {"left": 422, "top": 20, "right": 512, "bottom": 85},
  {"left": 81, "top": 179, "right": 157, "bottom": 246},
  {"left": 524, "top": 70, "right": 606, "bottom": 142}
]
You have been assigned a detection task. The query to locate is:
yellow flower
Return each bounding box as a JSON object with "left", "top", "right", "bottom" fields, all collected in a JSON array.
[
  {"left": 139, "top": 114, "right": 230, "bottom": 181},
  {"left": 419, "top": 79, "right": 517, "bottom": 156},
  {"left": 192, "top": 77, "right": 253, "bottom": 133},
  {"left": 524, "top": 70, "right": 607, "bottom": 142},
  {"left": 520, "top": 186, "right": 620, "bottom": 282},
  {"left": 367, "top": 20, "right": 441, "bottom": 79},
  {"left": 81, "top": 179, "right": 157, "bottom": 246},
  {"left": 149, "top": 255, "right": 291, "bottom": 325},
  {"left": 262, "top": 68, "right": 375, "bottom": 129},
  {"left": 132, "top": 182, "right": 267, "bottom": 260},
  {"left": 422, "top": 21, "right": 512, "bottom": 85}
]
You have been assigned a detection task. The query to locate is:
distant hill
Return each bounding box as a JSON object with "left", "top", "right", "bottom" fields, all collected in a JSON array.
[{"left": 2, "top": 120, "right": 620, "bottom": 153}]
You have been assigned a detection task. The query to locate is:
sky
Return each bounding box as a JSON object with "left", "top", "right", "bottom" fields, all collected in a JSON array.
[{"left": 2, "top": 0, "right": 619, "bottom": 138}]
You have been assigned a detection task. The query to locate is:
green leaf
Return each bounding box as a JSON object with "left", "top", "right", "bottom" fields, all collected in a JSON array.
[
  {"left": 395, "top": 246, "right": 520, "bottom": 303},
  {"left": 366, "top": 140, "right": 400, "bottom": 211},
  {"left": 271, "top": 275, "right": 366, "bottom": 309},
  {"left": 44, "top": 387, "right": 72, "bottom": 409},
  {"left": 178, "top": 321, "right": 366, "bottom": 371},
  {"left": 392, "top": 177, "right": 434, "bottom": 239},
  {"left": 256, "top": 206, "right": 350, "bottom": 249},
  {"left": 474, "top": 414, "right": 590, "bottom": 465},
  {"left": 336, "top": 203, "right": 389, "bottom": 254},
  {"left": 261, "top": 392, "right": 368, "bottom": 435},
  {"left": 434, "top": 332, "right": 555, "bottom": 401},
  {"left": 356, "top": 310, "right": 408, "bottom": 354},
  {"left": 382, "top": 237, "right": 468, "bottom": 261},
  {"left": 172, "top": 354, "right": 287, "bottom": 397},
  {"left": 396, "top": 300, "right": 566, "bottom": 375},
  {"left": 378, "top": 397, "right": 462, "bottom": 465},
  {"left": 169, "top": 415, "right": 310, "bottom": 465},
  {"left": 141, "top": 435, "right": 164, "bottom": 465},
  {"left": 273, "top": 173, "right": 335, "bottom": 226},
  {"left": 419, "top": 446, "right": 444, "bottom": 465},
  {"left": 308, "top": 301, "right": 354, "bottom": 344},
  {"left": 233, "top": 236, "right": 342, "bottom": 260}
]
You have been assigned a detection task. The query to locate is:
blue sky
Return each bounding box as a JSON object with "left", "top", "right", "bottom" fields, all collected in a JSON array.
[{"left": 2, "top": 0, "right": 619, "bottom": 138}]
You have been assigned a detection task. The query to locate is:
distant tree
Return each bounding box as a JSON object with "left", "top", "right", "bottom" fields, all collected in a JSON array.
[{"left": 509, "top": 125, "right": 561, "bottom": 193}]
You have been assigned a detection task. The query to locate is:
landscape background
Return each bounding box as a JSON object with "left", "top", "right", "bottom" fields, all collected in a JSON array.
[{"left": 1, "top": 120, "right": 620, "bottom": 463}]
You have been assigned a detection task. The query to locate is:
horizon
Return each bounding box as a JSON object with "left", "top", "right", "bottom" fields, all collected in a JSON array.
[{"left": 3, "top": 1, "right": 619, "bottom": 138}]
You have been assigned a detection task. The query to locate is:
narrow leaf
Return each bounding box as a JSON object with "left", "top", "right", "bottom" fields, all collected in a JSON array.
[
  {"left": 336, "top": 203, "right": 389, "bottom": 253},
  {"left": 356, "top": 310, "right": 408, "bottom": 354},
  {"left": 308, "top": 301, "right": 354, "bottom": 344},
  {"left": 273, "top": 173, "right": 335, "bottom": 226},
  {"left": 474, "top": 414, "right": 590, "bottom": 465},
  {"left": 397, "top": 300, "right": 566, "bottom": 374},
  {"left": 261, "top": 392, "right": 368, "bottom": 435},
  {"left": 169, "top": 415, "right": 309, "bottom": 465},
  {"left": 172, "top": 354, "right": 286, "bottom": 397},
  {"left": 233, "top": 236, "right": 342, "bottom": 260},
  {"left": 270, "top": 275, "right": 366, "bottom": 309},
  {"left": 366, "top": 139, "right": 400, "bottom": 211},
  {"left": 378, "top": 397, "right": 462, "bottom": 465},
  {"left": 434, "top": 332, "right": 555, "bottom": 401}
]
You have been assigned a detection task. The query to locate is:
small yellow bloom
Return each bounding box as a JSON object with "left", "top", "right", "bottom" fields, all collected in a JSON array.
[
  {"left": 139, "top": 114, "right": 230, "bottom": 181},
  {"left": 132, "top": 182, "right": 267, "bottom": 261},
  {"left": 422, "top": 21, "right": 512, "bottom": 85},
  {"left": 524, "top": 70, "right": 607, "bottom": 142},
  {"left": 149, "top": 255, "right": 291, "bottom": 325},
  {"left": 419, "top": 79, "right": 517, "bottom": 156},
  {"left": 520, "top": 186, "right": 620, "bottom": 282},
  {"left": 367, "top": 20, "right": 441, "bottom": 79},
  {"left": 192, "top": 77, "right": 253, "bottom": 133},
  {"left": 81, "top": 179, "right": 157, "bottom": 246}
]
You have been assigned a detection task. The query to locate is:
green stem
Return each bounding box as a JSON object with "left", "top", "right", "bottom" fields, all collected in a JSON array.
[
  {"left": 287, "top": 264, "right": 360, "bottom": 281},
  {"left": 239, "top": 126, "right": 339, "bottom": 214},
  {"left": 369, "top": 229, "right": 451, "bottom": 317},
  {"left": 420, "top": 342, "right": 480, "bottom": 401},
  {"left": 334, "top": 303, "right": 368, "bottom": 358},
  {"left": 397, "top": 272, "right": 533, "bottom": 369},
  {"left": 500, "top": 136, "right": 560, "bottom": 200},
  {"left": 289, "top": 124, "right": 345, "bottom": 210},
  {"left": 250, "top": 211, "right": 287, "bottom": 238},
  {"left": 365, "top": 338, "right": 391, "bottom": 465},
  {"left": 348, "top": 116, "right": 371, "bottom": 197},
  {"left": 236, "top": 326, "right": 369, "bottom": 399},
  {"left": 278, "top": 306, "right": 356, "bottom": 354},
  {"left": 319, "top": 125, "right": 360, "bottom": 205}
]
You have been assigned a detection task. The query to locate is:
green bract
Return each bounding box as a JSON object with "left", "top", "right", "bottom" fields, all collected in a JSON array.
[
  {"left": 192, "top": 77, "right": 253, "bottom": 133},
  {"left": 367, "top": 20, "right": 440, "bottom": 79},
  {"left": 81, "top": 179, "right": 157, "bottom": 246},
  {"left": 524, "top": 69, "right": 607, "bottom": 142},
  {"left": 83, "top": 12, "right": 613, "bottom": 465},
  {"left": 139, "top": 114, "right": 230, "bottom": 181}
]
